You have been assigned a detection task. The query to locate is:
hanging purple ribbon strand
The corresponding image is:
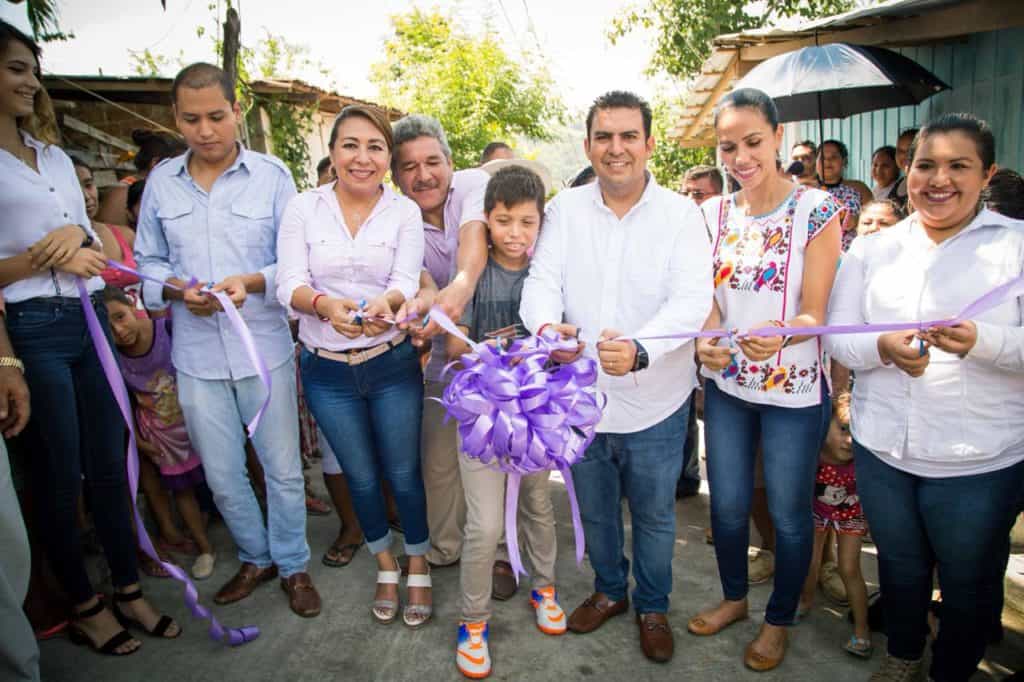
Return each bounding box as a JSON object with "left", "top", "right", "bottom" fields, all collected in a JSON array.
[
  {"left": 105, "top": 260, "right": 271, "bottom": 437},
  {"left": 427, "top": 306, "right": 599, "bottom": 581},
  {"left": 76, "top": 278, "right": 258, "bottom": 646}
]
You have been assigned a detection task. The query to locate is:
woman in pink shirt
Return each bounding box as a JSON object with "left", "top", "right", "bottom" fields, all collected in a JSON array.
[{"left": 276, "top": 105, "right": 430, "bottom": 628}]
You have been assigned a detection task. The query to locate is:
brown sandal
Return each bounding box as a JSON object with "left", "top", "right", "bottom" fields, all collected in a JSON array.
[
  {"left": 322, "top": 538, "right": 364, "bottom": 568},
  {"left": 687, "top": 608, "right": 749, "bottom": 636}
]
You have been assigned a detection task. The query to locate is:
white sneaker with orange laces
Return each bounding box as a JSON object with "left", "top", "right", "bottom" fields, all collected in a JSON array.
[
  {"left": 456, "top": 621, "right": 491, "bottom": 679},
  {"left": 530, "top": 586, "right": 567, "bottom": 635}
]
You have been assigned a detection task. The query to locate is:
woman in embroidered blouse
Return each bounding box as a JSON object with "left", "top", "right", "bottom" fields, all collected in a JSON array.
[
  {"left": 0, "top": 21, "right": 179, "bottom": 656},
  {"left": 276, "top": 105, "right": 431, "bottom": 628},
  {"left": 826, "top": 114, "right": 1024, "bottom": 682},
  {"left": 686, "top": 88, "right": 843, "bottom": 672},
  {"left": 817, "top": 139, "right": 872, "bottom": 252}
]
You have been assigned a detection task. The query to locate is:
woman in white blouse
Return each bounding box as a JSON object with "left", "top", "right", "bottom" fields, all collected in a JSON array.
[
  {"left": 826, "top": 113, "right": 1023, "bottom": 681},
  {"left": 276, "top": 106, "right": 431, "bottom": 628},
  {"left": 686, "top": 89, "right": 843, "bottom": 672},
  {"left": 0, "top": 21, "right": 179, "bottom": 656}
]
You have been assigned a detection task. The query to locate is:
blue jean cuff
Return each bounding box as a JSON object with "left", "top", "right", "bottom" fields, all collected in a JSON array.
[
  {"left": 366, "top": 530, "right": 394, "bottom": 556},
  {"left": 279, "top": 565, "right": 310, "bottom": 580},
  {"left": 403, "top": 539, "right": 431, "bottom": 557}
]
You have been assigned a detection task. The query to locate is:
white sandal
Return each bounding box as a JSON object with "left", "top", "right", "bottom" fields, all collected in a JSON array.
[
  {"left": 372, "top": 560, "right": 401, "bottom": 624},
  {"left": 403, "top": 569, "right": 432, "bottom": 628}
]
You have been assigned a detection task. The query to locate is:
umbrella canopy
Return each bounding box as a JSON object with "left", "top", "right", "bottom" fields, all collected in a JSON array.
[{"left": 734, "top": 43, "right": 949, "bottom": 123}]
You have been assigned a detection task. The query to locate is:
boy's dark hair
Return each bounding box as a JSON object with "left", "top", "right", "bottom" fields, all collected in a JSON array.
[
  {"left": 131, "top": 129, "right": 186, "bottom": 172},
  {"left": 102, "top": 285, "right": 133, "bottom": 307},
  {"left": 586, "top": 90, "right": 652, "bottom": 139},
  {"left": 484, "top": 166, "right": 546, "bottom": 218},
  {"left": 316, "top": 156, "right": 332, "bottom": 176},
  {"left": 569, "top": 165, "right": 596, "bottom": 188},
  {"left": 171, "top": 62, "right": 235, "bottom": 105},
  {"left": 684, "top": 164, "right": 724, "bottom": 193}
]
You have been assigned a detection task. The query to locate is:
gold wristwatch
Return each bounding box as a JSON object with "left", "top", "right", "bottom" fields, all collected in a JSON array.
[{"left": 0, "top": 356, "right": 25, "bottom": 374}]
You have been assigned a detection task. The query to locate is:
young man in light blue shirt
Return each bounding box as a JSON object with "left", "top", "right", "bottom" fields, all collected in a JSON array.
[{"left": 135, "top": 63, "right": 319, "bottom": 617}]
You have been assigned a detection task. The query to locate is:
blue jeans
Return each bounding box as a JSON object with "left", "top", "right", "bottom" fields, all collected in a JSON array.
[
  {"left": 856, "top": 444, "right": 1024, "bottom": 682},
  {"left": 300, "top": 340, "right": 428, "bottom": 556},
  {"left": 6, "top": 296, "right": 138, "bottom": 604},
  {"left": 177, "top": 357, "right": 309, "bottom": 576},
  {"left": 703, "top": 381, "right": 829, "bottom": 625},
  {"left": 571, "top": 400, "right": 690, "bottom": 613}
]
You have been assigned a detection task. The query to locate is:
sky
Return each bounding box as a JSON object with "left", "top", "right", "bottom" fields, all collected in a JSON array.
[{"left": 2, "top": 0, "right": 675, "bottom": 114}]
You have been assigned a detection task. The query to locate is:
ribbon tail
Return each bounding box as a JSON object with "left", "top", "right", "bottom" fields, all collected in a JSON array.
[
  {"left": 210, "top": 291, "right": 271, "bottom": 438},
  {"left": 560, "top": 465, "right": 586, "bottom": 567},
  {"left": 504, "top": 473, "right": 526, "bottom": 583},
  {"left": 76, "top": 279, "right": 259, "bottom": 646}
]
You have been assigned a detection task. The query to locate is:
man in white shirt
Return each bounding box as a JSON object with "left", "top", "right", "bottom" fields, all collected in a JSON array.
[{"left": 520, "top": 91, "right": 713, "bottom": 663}]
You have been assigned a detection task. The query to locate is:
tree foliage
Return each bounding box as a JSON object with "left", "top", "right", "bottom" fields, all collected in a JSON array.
[
  {"left": 370, "top": 8, "right": 566, "bottom": 169},
  {"left": 609, "top": 0, "right": 855, "bottom": 80},
  {"left": 649, "top": 96, "right": 713, "bottom": 188}
]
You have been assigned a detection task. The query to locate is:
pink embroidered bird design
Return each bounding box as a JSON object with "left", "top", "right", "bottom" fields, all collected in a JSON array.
[{"left": 753, "top": 262, "right": 778, "bottom": 291}]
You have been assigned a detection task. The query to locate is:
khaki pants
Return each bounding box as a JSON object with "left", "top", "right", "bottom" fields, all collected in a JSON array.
[
  {"left": 421, "top": 381, "right": 465, "bottom": 565},
  {"left": 459, "top": 453, "right": 557, "bottom": 622}
]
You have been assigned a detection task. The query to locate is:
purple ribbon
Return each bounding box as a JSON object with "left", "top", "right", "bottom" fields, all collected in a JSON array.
[
  {"left": 105, "top": 260, "right": 271, "bottom": 437},
  {"left": 428, "top": 307, "right": 599, "bottom": 580},
  {"left": 629, "top": 271, "right": 1024, "bottom": 343},
  {"left": 76, "top": 279, "right": 258, "bottom": 646}
]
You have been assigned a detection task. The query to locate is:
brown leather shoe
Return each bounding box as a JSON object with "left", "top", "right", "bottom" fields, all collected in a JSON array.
[
  {"left": 637, "top": 613, "right": 674, "bottom": 663},
  {"left": 743, "top": 630, "right": 787, "bottom": 672},
  {"left": 567, "top": 592, "right": 628, "bottom": 634},
  {"left": 492, "top": 560, "right": 518, "bottom": 601},
  {"left": 280, "top": 572, "right": 321, "bottom": 618},
  {"left": 213, "top": 563, "right": 278, "bottom": 605}
]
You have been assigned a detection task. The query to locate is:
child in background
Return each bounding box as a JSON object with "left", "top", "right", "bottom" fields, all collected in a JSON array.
[
  {"left": 856, "top": 199, "right": 903, "bottom": 237},
  {"left": 446, "top": 165, "right": 563, "bottom": 679},
  {"left": 104, "top": 286, "right": 216, "bottom": 580},
  {"left": 799, "top": 393, "right": 871, "bottom": 658}
]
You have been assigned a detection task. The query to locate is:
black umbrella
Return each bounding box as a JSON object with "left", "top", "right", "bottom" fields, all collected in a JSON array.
[{"left": 733, "top": 42, "right": 949, "bottom": 142}]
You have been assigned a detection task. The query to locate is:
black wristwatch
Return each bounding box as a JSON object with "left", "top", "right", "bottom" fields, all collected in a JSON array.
[
  {"left": 78, "top": 225, "right": 94, "bottom": 248},
  {"left": 632, "top": 341, "right": 650, "bottom": 372}
]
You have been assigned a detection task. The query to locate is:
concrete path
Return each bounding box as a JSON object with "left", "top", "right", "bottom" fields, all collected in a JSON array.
[{"left": 39, "top": 468, "right": 1024, "bottom": 681}]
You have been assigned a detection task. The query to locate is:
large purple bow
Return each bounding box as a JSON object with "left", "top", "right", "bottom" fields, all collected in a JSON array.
[{"left": 429, "top": 307, "right": 602, "bottom": 580}]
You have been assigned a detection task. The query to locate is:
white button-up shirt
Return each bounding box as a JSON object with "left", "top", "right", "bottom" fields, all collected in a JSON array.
[
  {"left": 826, "top": 209, "right": 1024, "bottom": 477},
  {"left": 276, "top": 182, "right": 424, "bottom": 351},
  {"left": 520, "top": 177, "right": 713, "bottom": 433},
  {"left": 0, "top": 132, "right": 101, "bottom": 303}
]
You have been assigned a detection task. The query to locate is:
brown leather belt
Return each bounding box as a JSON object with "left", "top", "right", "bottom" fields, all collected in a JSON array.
[{"left": 306, "top": 333, "right": 408, "bottom": 366}]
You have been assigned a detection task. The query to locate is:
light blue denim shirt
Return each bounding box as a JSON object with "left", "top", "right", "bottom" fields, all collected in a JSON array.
[{"left": 134, "top": 146, "right": 297, "bottom": 380}]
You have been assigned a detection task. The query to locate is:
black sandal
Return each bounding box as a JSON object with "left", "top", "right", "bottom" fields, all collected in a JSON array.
[
  {"left": 322, "top": 538, "right": 364, "bottom": 568},
  {"left": 68, "top": 598, "right": 140, "bottom": 656},
  {"left": 112, "top": 589, "right": 182, "bottom": 639}
]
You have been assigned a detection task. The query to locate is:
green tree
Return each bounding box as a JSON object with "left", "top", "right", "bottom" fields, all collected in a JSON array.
[
  {"left": 370, "top": 8, "right": 566, "bottom": 169},
  {"left": 649, "top": 96, "right": 713, "bottom": 188},
  {"left": 609, "top": 0, "right": 855, "bottom": 81}
]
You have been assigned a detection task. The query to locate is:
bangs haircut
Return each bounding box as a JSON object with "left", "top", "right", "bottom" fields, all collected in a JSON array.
[
  {"left": 328, "top": 105, "right": 394, "bottom": 151},
  {"left": 484, "top": 166, "right": 546, "bottom": 219}
]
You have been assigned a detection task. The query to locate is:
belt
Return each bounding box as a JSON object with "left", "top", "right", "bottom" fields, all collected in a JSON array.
[{"left": 307, "top": 333, "right": 407, "bottom": 366}]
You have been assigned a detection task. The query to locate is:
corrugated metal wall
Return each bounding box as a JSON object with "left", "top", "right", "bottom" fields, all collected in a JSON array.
[{"left": 782, "top": 26, "right": 1024, "bottom": 182}]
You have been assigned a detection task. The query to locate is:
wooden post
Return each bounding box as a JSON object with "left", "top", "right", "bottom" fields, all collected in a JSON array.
[{"left": 222, "top": 7, "right": 240, "bottom": 91}]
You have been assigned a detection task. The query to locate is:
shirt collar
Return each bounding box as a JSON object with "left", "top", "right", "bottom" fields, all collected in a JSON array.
[
  {"left": 175, "top": 142, "right": 248, "bottom": 179},
  {"left": 589, "top": 171, "right": 659, "bottom": 212},
  {"left": 314, "top": 181, "right": 397, "bottom": 220},
  {"left": 907, "top": 207, "right": 1018, "bottom": 244}
]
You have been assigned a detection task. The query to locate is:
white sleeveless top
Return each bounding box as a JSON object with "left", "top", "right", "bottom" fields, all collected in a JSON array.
[{"left": 701, "top": 186, "right": 844, "bottom": 408}]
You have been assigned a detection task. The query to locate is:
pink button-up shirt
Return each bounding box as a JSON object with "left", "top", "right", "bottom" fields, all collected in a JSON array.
[{"left": 276, "top": 183, "right": 424, "bottom": 351}]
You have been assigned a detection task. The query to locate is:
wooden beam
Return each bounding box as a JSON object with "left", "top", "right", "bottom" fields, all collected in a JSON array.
[
  {"left": 738, "top": 0, "right": 1024, "bottom": 62},
  {"left": 678, "top": 51, "right": 738, "bottom": 143},
  {"left": 61, "top": 114, "right": 137, "bottom": 152}
]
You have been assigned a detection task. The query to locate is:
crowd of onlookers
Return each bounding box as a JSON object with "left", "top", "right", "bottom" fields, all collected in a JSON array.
[{"left": 4, "top": 17, "right": 1024, "bottom": 682}]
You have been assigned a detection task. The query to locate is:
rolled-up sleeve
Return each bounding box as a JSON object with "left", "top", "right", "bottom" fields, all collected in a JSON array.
[
  {"left": 520, "top": 197, "right": 566, "bottom": 334},
  {"left": 967, "top": 288, "right": 1024, "bottom": 370},
  {"left": 134, "top": 180, "right": 175, "bottom": 311},
  {"left": 274, "top": 194, "right": 311, "bottom": 312},
  {"left": 824, "top": 238, "right": 885, "bottom": 370},
  {"left": 633, "top": 201, "right": 713, "bottom": 364},
  {"left": 261, "top": 172, "right": 297, "bottom": 309},
  {"left": 386, "top": 202, "right": 426, "bottom": 300}
]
